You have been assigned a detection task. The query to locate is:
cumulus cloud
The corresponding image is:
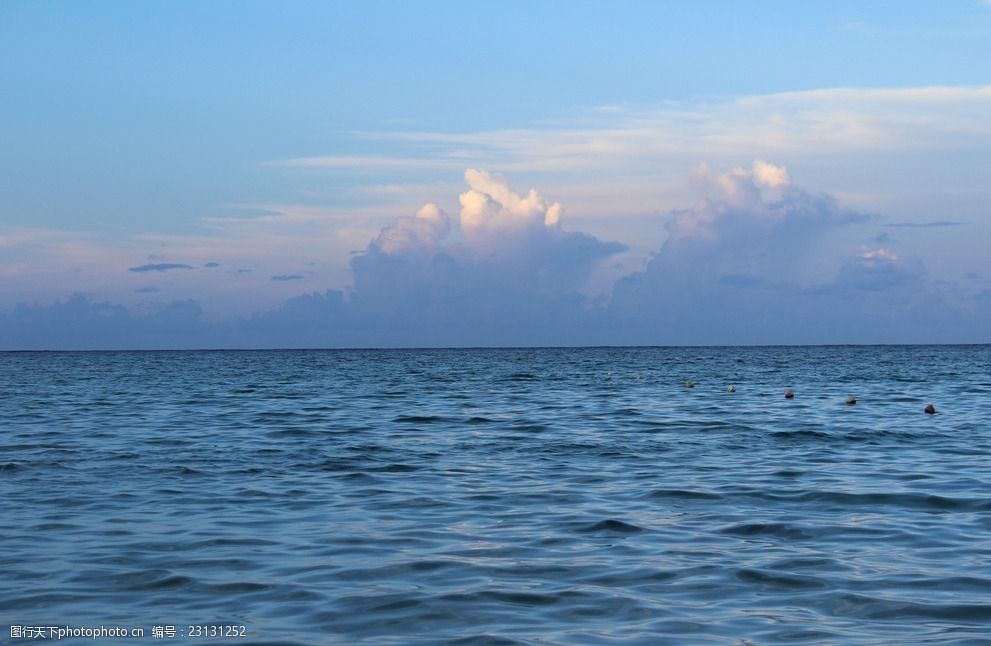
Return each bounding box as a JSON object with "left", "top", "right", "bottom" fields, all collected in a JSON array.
[
  {"left": 293, "top": 85, "right": 991, "bottom": 229},
  {"left": 3, "top": 166, "right": 989, "bottom": 348},
  {"left": 662, "top": 160, "right": 870, "bottom": 273},
  {"left": 345, "top": 170, "right": 625, "bottom": 345},
  {"left": 607, "top": 161, "right": 961, "bottom": 344},
  {"left": 8, "top": 84, "right": 988, "bottom": 331},
  {"left": 369, "top": 202, "right": 450, "bottom": 254},
  {"left": 751, "top": 159, "right": 791, "bottom": 189},
  {"left": 128, "top": 263, "right": 194, "bottom": 273},
  {"left": 458, "top": 169, "right": 563, "bottom": 243}
]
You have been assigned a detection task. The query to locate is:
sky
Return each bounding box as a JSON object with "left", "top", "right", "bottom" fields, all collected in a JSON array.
[{"left": 2, "top": 1, "right": 990, "bottom": 348}]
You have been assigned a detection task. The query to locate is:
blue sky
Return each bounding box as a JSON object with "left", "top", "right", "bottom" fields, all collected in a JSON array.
[{"left": 2, "top": 1, "right": 990, "bottom": 348}]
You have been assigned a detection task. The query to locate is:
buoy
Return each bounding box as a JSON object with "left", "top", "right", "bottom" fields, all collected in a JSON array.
[
  {"left": 727, "top": 385, "right": 736, "bottom": 393},
  {"left": 845, "top": 395, "right": 857, "bottom": 405},
  {"left": 925, "top": 403, "right": 936, "bottom": 415},
  {"left": 784, "top": 388, "right": 794, "bottom": 399},
  {"left": 684, "top": 380, "right": 694, "bottom": 389}
]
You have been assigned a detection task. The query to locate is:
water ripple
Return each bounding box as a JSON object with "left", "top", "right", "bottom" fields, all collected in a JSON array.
[{"left": 2, "top": 346, "right": 990, "bottom": 643}]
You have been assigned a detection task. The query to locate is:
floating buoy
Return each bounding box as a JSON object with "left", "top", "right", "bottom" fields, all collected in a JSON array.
[
  {"left": 925, "top": 403, "right": 936, "bottom": 415},
  {"left": 845, "top": 395, "right": 857, "bottom": 405},
  {"left": 684, "top": 380, "right": 694, "bottom": 389},
  {"left": 727, "top": 385, "right": 736, "bottom": 393},
  {"left": 784, "top": 388, "right": 794, "bottom": 399}
]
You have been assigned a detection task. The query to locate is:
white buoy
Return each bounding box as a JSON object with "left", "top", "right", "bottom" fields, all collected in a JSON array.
[{"left": 726, "top": 385, "right": 736, "bottom": 393}]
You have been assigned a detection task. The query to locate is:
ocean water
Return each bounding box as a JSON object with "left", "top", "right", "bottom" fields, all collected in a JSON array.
[{"left": 2, "top": 346, "right": 990, "bottom": 644}]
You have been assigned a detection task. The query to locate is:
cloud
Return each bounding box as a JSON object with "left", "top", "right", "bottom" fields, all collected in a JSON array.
[
  {"left": 459, "top": 169, "right": 563, "bottom": 243},
  {"left": 345, "top": 170, "right": 625, "bottom": 345},
  {"left": 313, "top": 85, "right": 991, "bottom": 176},
  {"left": 751, "top": 159, "right": 791, "bottom": 189},
  {"left": 0, "top": 294, "right": 226, "bottom": 350},
  {"left": 6, "top": 84, "right": 987, "bottom": 328},
  {"left": 270, "top": 155, "right": 459, "bottom": 171},
  {"left": 605, "top": 161, "right": 967, "bottom": 344},
  {"left": 883, "top": 220, "right": 967, "bottom": 228},
  {"left": 828, "top": 247, "right": 926, "bottom": 293},
  {"left": 291, "top": 84, "right": 991, "bottom": 264},
  {"left": 204, "top": 262, "right": 220, "bottom": 268},
  {"left": 660, "top": 160, "right": 870, "bottom": 265},
  {"left": 249, "top": 164, "right": 981, "bottom": 346},
  {"left": 369, "top": 203, "right": 450, "bottom": 254},
  {"left": 2, "top": 165, "right": 989, "bottom": 348},
  {"left": 135, "top": 286, "right": 159, "bottom": 294},
  {"left": 128, "top": 263, "right": 194, "bottom": 273}
]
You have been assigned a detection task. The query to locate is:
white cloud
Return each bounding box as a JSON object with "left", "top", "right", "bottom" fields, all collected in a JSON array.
[
  {"left": 269, "top": 155, "right": 460, "bottom": 171},
  {"left": 343, "top": 170, "right": 625, "bottom": 345},
  {"left": 459, "top": 169, "right": 562, "bottom": 245},
  {"left": 605, "top": 161, "right": 941, "bottom": 343},
  {"left": 324, "top": 84, "right": 991, "bottom": 175},
  {"left": 860, "top": 248, "right": 899, "bottom": 263},
  {"left": 668, "top": 160, "right": 866, "bottom": 246},
  {"left": 5, "top": 164, "right": 990, "bottom": 347},
  {"left": 752, "top": 159, "right": 790, "bottom": 189},
  {"left": 370, "top": 202, "right": 450, "bottom": 254},
  {"left": 273, "top": 85, "right": 991, "bottom": 284}
]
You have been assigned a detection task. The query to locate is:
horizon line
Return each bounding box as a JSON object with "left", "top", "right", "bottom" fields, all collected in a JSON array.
[{"left": 2, "top": 342, "right": 989, "bottom": 353}]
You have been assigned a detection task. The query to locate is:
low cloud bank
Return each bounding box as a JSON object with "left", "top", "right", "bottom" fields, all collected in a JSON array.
[
  {"left": 0, "top": 295, "right": 225, "bottom": 350},
  {"left": 3, "top": 166, "right": 989, "bottom": 349}
]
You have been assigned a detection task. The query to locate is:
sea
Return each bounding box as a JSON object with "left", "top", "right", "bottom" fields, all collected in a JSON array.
[{"left": 1, "top": 346, "right": 990, "bottom": 644}]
